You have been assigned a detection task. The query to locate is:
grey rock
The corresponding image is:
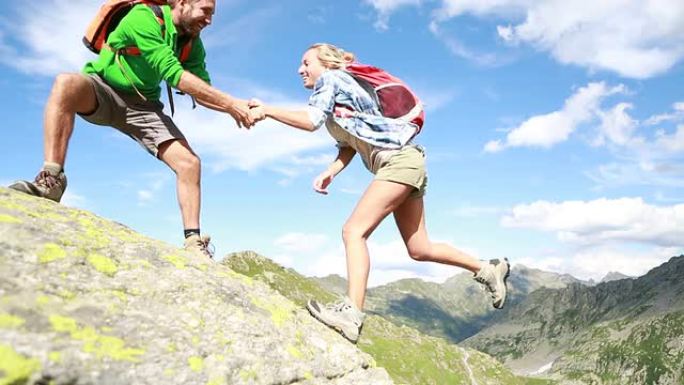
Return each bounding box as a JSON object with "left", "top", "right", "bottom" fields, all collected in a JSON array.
[{"left": 0, "top": 187, "right": 393, "bottom": 385}]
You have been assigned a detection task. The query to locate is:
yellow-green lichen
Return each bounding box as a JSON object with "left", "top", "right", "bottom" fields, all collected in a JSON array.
[
  {"left": 286, "top": 345, "right": 303, "bottom": 360},
  {"left": 188, "top": 356, "right": 204, "bottom": 372},
  {"left": 239, "top": 369, "right": 258, "bottom": 381},
  {"left": 0, "top": 200, "right": 31, "bottom": 215},
  {"left": 76, "top": 217, "right": 111, "bottom": 249},
  {"left": 87, "top": 254, "right": 118, "bottom": 276},
  {"left": 163, "top": 255, "right": 187, "bottom": 269},
  {"left": 110, "top": 290, "right": 127, "bottom": 302},
  {"left": 38, "top": 243, "right": 67, "bottom": 264},
  {"left": 48, "top": 351, "right": 62, "bottom": 363},
  {"left": 36, "top": 295, "right": 51, "bottom": 306},
  {"left": 303, "top": 371, "right": 314, "bottom": 380},
  {"left": 250, "top": 296, "right": 294, "bottom": 327},
  {"left": 191, "top": 336, "right": 201, "bottom": 346},
  {"left": 0, "top": 313, "right": 25, "bottom": 329},
  {"left": 49, "top": 315, "right": 144, "bottom": 362},
  {"left": 0, "top": 344, "right": 41, "bottom": 385},
  {"left": 57, "top": 290, "right": 76, "bottom": 300},
  {"left": 0, "top": 214, "right": 21, "bottom": 224},
  {"left": 163, "top": 368, "right": 176, "bottom": 377},
  {"left": 216, "top": 269, "right": 253, "bottom": 286},
  {"left": 206, "top": 377, "right": 223, "bottom": 385},
  {"left": 134, "top": 259, "right": 154, "bottom": 269},
  {"left": 166, "top": 343, "right": 177, "bottom": 353}
]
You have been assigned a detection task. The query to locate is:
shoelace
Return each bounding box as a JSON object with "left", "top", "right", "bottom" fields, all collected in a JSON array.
[
  {"left": 35, "top": 171, "right": 59, "bottom": 189},
  {"left": 475, "top": 275, "right": 496, "bottom": 300},
  {"left": 199, "top": 237, "right": 215, "bottom": 259},
  {"left": 325, "top": 301, "right": 351, "bottom": 313}
]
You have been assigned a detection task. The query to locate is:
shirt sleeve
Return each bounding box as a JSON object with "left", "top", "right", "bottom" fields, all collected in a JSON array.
[
  {"left": 118, "top": 6, "right": 185, "bottom": 87},
  {"left": 307, "top": 71, "right": 338, "bottom": 130},
  {"left": 308, "top": 72, "right": 337, "bottom": 113},
  {"left": 181, "top": 37, "right": 211, "bottom": 85}
]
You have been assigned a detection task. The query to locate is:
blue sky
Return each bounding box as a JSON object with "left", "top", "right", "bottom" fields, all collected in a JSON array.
[{"left": 1, "top": 0, "right": 683, "bottom": 285}]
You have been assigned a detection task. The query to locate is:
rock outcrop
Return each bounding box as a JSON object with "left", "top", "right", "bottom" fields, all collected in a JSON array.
[{"left": 0, "top": 187, "right": 393, "bottom": 385}]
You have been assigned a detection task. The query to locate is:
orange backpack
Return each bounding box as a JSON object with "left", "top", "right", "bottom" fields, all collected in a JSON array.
[{"left": 83, "top": 0, "right": 194, "bottom": 114}]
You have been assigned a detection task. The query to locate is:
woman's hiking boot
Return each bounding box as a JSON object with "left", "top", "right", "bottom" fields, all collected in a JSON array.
[
  {"left": 474, "top": 258, "right": 510, "bottom": 309},
  {"left": 306, "top": 296, "right": 366, "bottom": 343}
]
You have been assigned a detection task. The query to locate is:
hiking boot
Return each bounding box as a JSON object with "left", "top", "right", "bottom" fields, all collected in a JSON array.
[
  {"left": 474, "top": 258, "right": 510, "bottom": 309},
  {"left": 9, "top": 170, "right": 67, "bottom": 202},
  {"left": 184, "top": 234, "right": 214, "bottom": 259},
  {"left": 306, "top": 296, "right": 366, "bottom": 343}
]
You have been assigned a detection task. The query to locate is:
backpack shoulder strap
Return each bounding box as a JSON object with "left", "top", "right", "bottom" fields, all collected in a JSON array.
[
  {"left": 344, "top": 70, "right": 383, "bottom": 114},
  {"left": 146, "top": 4, "right": 166, "bottom": 37}
]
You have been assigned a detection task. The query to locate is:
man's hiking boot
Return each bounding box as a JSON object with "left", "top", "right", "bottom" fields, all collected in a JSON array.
[
  {"left": 9, "top": 170, "right": 67, "bottom": 203},
  {"left": 184, "top": 234, "right": 214, "bottom": 259},
  {"left": 474, "top": 258, "right": 510, "bottom": 309},
  {"left": 306, "top": 296, "right": 366, "bottom": 343}
]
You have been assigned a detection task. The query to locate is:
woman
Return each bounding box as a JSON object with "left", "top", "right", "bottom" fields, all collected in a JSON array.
[{"left": 250, "top": 43, "right": 510, "bottom": 343}]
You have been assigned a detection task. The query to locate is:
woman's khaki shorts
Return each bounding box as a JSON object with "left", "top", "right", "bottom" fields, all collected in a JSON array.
[{"left": 375, "top": 145, "right": 428, "bottom": 199}]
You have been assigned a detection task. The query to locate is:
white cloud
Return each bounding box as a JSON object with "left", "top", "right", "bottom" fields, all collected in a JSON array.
[
  {"left": 134, "top": 173, "right": 170, "bottom": 207},
  {"left": 429, "top": 22, "right": 505, "bottom": 66},
  {"left": 271, "top": 233, "right": 472, "bottom": 287},
  {"left": 172, "top": 103, "right": 334, "bottom": 176},
  {"left": 516, "top": 246, "right": 680, "bottom": 281},
  {"left": 502, "top": 198, "right": 684, "bottom": 247},
  {"left": 452, "top": 204, "right": 502, "bottom": 218},
  {"left": 485, "top": 82, "right": 626, "bottom": 152},
  {"left": 0, "top": 0, "right": 99, "bottom": 76},
  {"left": 587, "top": 161, "right": 684, "bottom": 190},
  {"left": 594, "top": 102, "right": 639, "bottom": 147},
  {"left": 59, "top": 190, "right": 88, "bottom": 208},
  {"left": 364, "top": 0, "right": 422, "bottom": 30},
  {"left": 645, "top": 102, "right": 684, "bottom": 126},
  {"left": 201, "top": 6, "right": 279, "bottom": 50},
  {"left": 274, "top": 232, "right": 330, "bottom": 254},
  {"left": 432, "top": 0, "right": 684, "bottom": 79}
]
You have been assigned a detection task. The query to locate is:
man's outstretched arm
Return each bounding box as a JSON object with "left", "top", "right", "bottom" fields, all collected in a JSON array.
[{"left": 176, "top": 71, "right": 256, "bottom": 127}]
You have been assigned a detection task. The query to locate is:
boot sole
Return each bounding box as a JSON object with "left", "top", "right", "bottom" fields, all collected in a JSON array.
[
  {"left": 306, "top": 303, "right": 360, "bottom": 344},
  {"left": 8, "top": 181, "right": 41, "bottom": 196},
  {"left": 494, "top": 258, "right": 511, "bottom": 309}
]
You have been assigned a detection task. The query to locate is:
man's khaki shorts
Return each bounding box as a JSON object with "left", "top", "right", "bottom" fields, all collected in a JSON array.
[
  {"left": 78, "top": 74, "right": 185, "bottom": 158},
  {"left": 375, "top": 145, "right": 428, "bottom": 199}
]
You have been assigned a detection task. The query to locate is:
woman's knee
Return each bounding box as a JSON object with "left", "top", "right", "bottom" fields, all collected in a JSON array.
[
  {"left": 342, "top": 222, "right": 369, "bottom": 243},
  {"left": 407, "top": 244, "right": 432, "bottom": 262}
]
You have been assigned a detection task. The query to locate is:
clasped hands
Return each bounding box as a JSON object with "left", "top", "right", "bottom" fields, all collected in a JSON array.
[{"left": 229, "top": 98, "right": 266, "bottom": 129}]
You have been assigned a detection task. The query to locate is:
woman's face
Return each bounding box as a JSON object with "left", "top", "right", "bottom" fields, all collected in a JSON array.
[{"left": 298, "top": 49, "right": 326, "bottom": 89}]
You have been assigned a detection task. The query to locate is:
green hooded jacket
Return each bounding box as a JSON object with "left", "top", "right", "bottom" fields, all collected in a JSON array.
[{"left": 83, "top": 4, "right": 211, "bottom": 101}]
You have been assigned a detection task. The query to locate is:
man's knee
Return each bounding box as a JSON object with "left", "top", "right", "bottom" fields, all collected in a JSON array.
[
  {"left": 51, "top": 73, "right": 94, "bottom": 111},
  {"left": 53, "top": 73, "right": 85, "bottom": 95},
  {"left": 172, "top": 151, "right": 201, "bottom": 177}
]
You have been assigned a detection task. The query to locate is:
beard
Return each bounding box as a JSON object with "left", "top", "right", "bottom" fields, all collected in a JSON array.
[{"left": 178, "top": 21, "right": 198, "bottom": 37}]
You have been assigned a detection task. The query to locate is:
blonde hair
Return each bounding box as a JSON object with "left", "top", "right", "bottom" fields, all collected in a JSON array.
[{"left": 309, "top": 43, "right": 356, "bottom": 69}]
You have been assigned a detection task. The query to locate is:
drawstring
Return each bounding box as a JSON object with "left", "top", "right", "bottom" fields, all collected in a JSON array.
[{"left": 105, "top": 43, "right": 148, "bottom": 102}]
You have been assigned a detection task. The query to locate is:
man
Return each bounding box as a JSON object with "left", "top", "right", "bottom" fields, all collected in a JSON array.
[{"left": 9, "top": 0, "right": 261, "bottom": 257}]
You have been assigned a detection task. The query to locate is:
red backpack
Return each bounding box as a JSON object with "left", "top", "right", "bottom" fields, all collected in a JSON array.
[
  {"left": 83, "top": 0, "right": 193, "bottom": 114},
  {"left": 337, "top": 63, "right": 425, "bottom": 133}
]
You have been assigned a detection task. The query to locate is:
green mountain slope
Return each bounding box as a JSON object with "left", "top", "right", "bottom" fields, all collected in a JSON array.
[
  {"left": 224, "top": 251, "right": 552, "bottom": 385},
  {"left": 341, "top": 264, "right": 586, "bottom": 343},
  {"left": 464, "top": 256, "right": 684, "bottom": 384}
]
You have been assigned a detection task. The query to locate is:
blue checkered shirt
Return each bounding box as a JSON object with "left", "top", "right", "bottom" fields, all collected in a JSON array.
[{"left": 307, "top": 69, "right": 418, "bottom": 149}]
